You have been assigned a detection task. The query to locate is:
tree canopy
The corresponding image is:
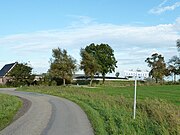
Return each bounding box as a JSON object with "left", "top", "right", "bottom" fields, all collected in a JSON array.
[
  {"left": 84, "top": 43, "right": 117, "bottom": 83},
  {"left": 167, "top": 40, "right": 180, "bottom": 82},
  {"left": 80, "top": 49, "right": 100, "bottom": 86},
  {"left": 115, "top": 72, "right": 120, "bottom": 78},
  {"left": 7, "top": 62, "right": 34, "bottom": 86},
  {"left": 145, "top": 53, "right": 167, "bottom": 83},
  {"left": 49, "top": 47, "right": 77, "bottom": 86},
  {"left": 167, "top": 56, "right": 180, "bottom": 82}
]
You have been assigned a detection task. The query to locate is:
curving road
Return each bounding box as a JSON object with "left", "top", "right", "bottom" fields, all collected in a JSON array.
[{"left": 0, "top": 88, "right": 94, "bottom": 135}]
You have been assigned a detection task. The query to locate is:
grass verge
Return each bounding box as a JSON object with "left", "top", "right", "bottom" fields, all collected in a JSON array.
[
  {"left": 0, "top": 93, "right": 22, "bottom": 130},
  {"left": 18, "top": 85, "right": 180, "bottom": 135}
]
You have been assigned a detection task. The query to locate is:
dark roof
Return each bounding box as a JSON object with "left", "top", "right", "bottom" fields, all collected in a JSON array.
[
  {"left": 0, "top": 63, "right": 16, "bottom": 77},
  {"left": 75, "top": 75, "right": 127, "bottom": 80}
]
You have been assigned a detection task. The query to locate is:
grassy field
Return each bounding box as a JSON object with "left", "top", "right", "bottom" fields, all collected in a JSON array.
[
  {"left": 0, "top": 93, "right": 22, "bottom": 130},
  {"left": 89, "top": 84, "right": 180, "bottom": 106},
  {"left": 18, "top": 83, "right": 180, "bottom": 135}
]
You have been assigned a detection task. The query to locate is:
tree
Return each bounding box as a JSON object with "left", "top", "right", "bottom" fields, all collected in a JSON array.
[
  {"left": 176, "top": 39, "right": 180, "bottom": 75},
  {"left": 7, "top": 62, "right": 34, "bottom": 86},
  {"left": 115, "top": 72, "right": 120, "bottom": 78},
  {"left": 167, "top": 40, "right": 180, "bottom": 82},
  {"left": 49, "top": 48, "right": 77, "bottom": 86},
  {"left": 145, "top": 53, "right": 167, "bottom": 83},
  {"left": 168, "top": 56, "right": 180, "bottom": 82},
  {"left": 177, "top": 39, "right": 180, "bottom": 51},
  {"left": 80, "top": 49, "right": 100, "bottom": 86},
  {"left": 85, "top": 43, "right": 117, "bottom": 83}
]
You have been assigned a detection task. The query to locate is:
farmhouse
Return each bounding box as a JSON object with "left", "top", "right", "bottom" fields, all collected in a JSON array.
[{"left": 0, "top": 62, "right": 17, "bottom": 85}]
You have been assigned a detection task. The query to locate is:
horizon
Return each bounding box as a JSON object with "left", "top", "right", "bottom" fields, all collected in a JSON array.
[{"left": 0, "top": 0, "right": 180, "bottom": 74}]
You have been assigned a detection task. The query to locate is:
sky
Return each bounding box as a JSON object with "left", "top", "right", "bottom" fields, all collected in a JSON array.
[{"left": 0, "top": 0, "right": 180, "bottom": 75}]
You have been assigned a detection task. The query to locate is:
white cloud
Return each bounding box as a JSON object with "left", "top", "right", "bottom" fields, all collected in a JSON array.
[
  {"left": 67, "top": 15, "right": 97, "bottom": 27},
  {"left": 149, "top": 0, "right": 180, "bottom": 14},
  {"left": 0, "top": 18, "right": 179, "bottom": 73}
]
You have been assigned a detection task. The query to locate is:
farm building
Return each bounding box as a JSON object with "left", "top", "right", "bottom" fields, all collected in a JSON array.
[{"left": 0, "top": 62, "right": 17, "bottom": 84}]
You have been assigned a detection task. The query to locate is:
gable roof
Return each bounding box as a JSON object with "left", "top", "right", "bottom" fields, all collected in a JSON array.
[{"left": 0, "top": 63, "right": 17, "bottom": 77}]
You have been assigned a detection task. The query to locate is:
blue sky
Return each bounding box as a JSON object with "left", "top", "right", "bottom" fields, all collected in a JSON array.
[{"left": 0, "top": 0, "right": 180, "bottom": 75}]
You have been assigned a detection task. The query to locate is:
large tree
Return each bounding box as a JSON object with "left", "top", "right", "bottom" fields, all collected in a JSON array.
[
  {"left": 7, "top": 62, "right": 34, "bottom": 86},
  {"left": 85, "top": 43, "right": 117, "bottom": 83},
  {"left": 145, "top": 53, "right": 167, "bottom": 83},
  {"left": 80, "top": 49, "right": 100, "bottom": 86},
  {"left": 49, "top": 48, "right": 77, "bottom": 86}
]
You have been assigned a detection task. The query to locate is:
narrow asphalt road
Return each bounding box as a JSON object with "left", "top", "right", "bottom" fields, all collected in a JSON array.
[{"left": 0, "top": 88, "right": 94, "bottom": 135}]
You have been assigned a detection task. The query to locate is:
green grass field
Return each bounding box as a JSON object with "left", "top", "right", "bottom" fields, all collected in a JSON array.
[
  {"left": 18, "top": 83, "right": 180, "bottom": 135},
  {"left": 88, "top": 84, "right": 180, "bottom": 106},
  {"left": 0, "top": 93, "right": 22, "bottom": 130}
]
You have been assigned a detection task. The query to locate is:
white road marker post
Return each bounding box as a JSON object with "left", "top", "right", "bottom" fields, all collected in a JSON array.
[
  {"left": 123, "top": 70, "right": 149, "bottom": 119},
  {"left": 133, "top": 74, "right": 137, "bottom": 119}
]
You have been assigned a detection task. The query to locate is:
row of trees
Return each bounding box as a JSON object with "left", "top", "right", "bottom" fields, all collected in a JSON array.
[
  {"left": 145, "top": 39, "right": 180, "bottom": 83},
  {"left": 6, "top": 43, "right": 117, "bottom": 86},
  {"left": 48, "top": 43, "right": 117, "bottom": 86},
  {"left": 6, "top": 40, "right": 180, "bottom": 86}
]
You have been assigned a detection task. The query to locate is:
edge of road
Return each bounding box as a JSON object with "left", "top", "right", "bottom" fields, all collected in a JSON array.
[
  {"left": 0, "top": 88, "right": 94, "bottom": 135},
  {"left": 13, "top": 96, "right": 32, "bottom": 122}
]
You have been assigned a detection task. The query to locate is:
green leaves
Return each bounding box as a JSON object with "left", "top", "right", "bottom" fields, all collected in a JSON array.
[
  {"left": 83, "top": 43, "right": 117, "bottom": 83},
  {"left": 49, "top": 47, "right": 77, "bottom": 85},
  {"left": 145, "top": 53, "right": 167, "bottom": 83},
  {"left": 80, "top": 49, "right": 100, "bottom": 86},
  {"left": 7, "top": 63, "right": 34, "bottom": 86}
]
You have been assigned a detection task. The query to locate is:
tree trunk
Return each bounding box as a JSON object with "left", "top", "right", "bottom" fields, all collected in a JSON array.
[
  {"left": 102, "top": 74, "right": 105, "bottom": 84},
  {"left": 90, "top": 78, "right": 93, "bottom": 87},
  {"left": 155, "top": 78, "right": 158, "bottom": 83},
  {"left": 90, "top": 75, "right": 93, "bottom": 87},
  {"left": 174, "top": 73, "right": 176, "bottom": 82},
  {"left": 63, "top": 78, "right": 66, "bottom": 86},
  {"left": 103, "top": 77, "right": 105, "bottom": 84}
]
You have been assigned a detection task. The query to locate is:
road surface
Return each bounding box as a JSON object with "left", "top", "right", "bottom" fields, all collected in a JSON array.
[{"left": 0, "top": 88, "right": 94, "bottom": 135}]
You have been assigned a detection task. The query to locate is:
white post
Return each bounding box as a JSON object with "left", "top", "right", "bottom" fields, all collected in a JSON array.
[{"left": 133, "top": 75, "right": 137, "bottom": 119}]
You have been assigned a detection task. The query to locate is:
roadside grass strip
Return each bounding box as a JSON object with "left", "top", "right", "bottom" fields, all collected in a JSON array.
[{"left": 0, "top": 93, "right": 22, "bottom": 130}]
